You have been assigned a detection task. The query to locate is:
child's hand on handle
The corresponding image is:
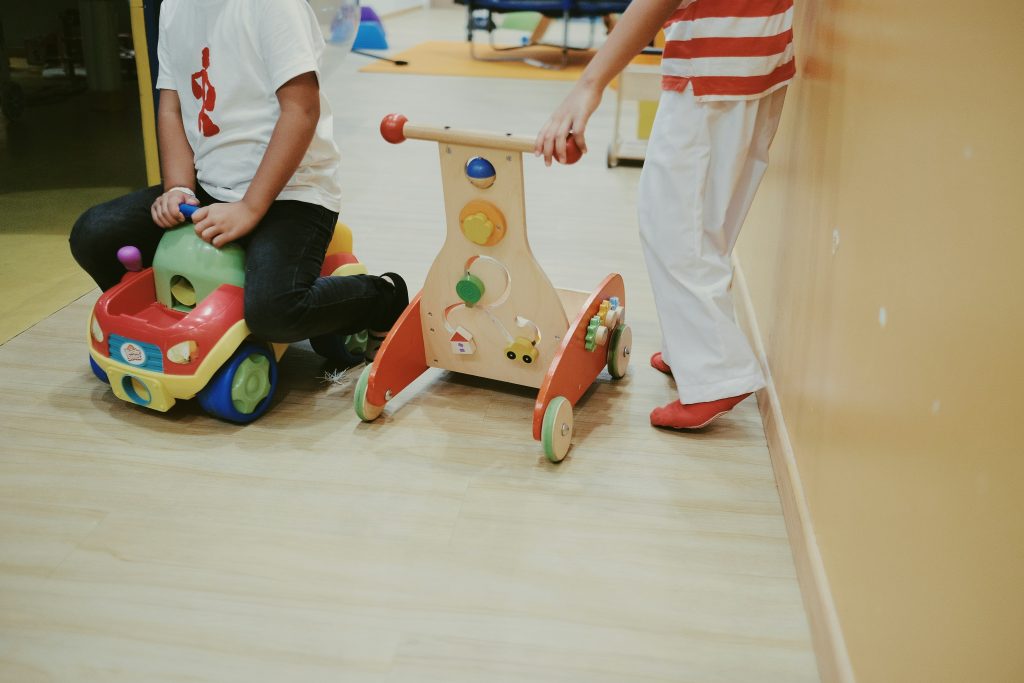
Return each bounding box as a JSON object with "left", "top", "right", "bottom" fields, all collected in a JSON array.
[
  {"left": 192, "top": 201, "right": 262, "bottom": 248},
  {"left": 151, "top": 188, "right": 200, "bottom": 228},
  {"left": 535, "top": 82, "right": 602, "bottom": 166}
]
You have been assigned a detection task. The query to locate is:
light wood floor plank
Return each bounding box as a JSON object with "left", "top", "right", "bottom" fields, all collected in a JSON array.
[{"left": 0, "top": 9, "right": 817, "bottom": 682}]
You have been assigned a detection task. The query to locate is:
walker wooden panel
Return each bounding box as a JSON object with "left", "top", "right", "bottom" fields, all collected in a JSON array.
[{"left": 354, "top": 114, "right": 632, "bottom": 462}]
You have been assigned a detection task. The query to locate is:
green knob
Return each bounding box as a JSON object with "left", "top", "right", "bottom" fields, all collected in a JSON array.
[{"left": 456, "top": 273, "right": 485, "bottom": 306}]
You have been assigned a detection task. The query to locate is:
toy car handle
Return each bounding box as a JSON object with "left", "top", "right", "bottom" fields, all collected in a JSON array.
[
  {"left": 379, "top": 113, "right": 582, "bottom": 165},
  {"left": 117, "top": 203, "right": 199, "bottom": 271}
]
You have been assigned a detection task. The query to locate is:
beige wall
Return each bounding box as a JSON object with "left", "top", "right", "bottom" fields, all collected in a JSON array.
[{"left": 737, "top": 2, "right": 1024, "bottom": 681}]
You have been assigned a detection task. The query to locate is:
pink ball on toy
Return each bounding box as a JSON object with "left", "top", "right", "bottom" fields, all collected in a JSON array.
[{"left": 117, "top": 246, "right": 143, "bottom": 272}]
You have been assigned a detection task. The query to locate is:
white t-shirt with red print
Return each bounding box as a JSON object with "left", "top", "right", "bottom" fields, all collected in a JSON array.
[{"left": 155, "top": 0, "right": 341, "bottom": 212}]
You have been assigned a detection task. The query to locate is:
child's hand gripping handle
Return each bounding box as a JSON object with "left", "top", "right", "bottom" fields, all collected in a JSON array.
[
  {"left": 380, "top": 114, "right": 582, "bottom": 165},
  {"left": 117, "top": 203, "right": 200, "bottom": 272}
]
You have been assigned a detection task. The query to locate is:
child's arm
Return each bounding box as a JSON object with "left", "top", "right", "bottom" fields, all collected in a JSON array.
[
  {"left": 535, "top": 0, "right": 681, "bottom": 165},
  {"left": 192, "top": 73, "right": 320, "bottom": 247},
  {"left": 152, "top": 89, "right": 200, "bottom": 228}
]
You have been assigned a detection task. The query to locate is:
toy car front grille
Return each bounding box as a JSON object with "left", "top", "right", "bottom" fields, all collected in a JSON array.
[{"left": 108, "top": 335, "right": 164, "bottom": 373}]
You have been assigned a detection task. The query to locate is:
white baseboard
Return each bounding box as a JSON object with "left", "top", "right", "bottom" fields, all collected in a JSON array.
[{"left": 732, "top": 252, "right": 856, "bottom": 683}]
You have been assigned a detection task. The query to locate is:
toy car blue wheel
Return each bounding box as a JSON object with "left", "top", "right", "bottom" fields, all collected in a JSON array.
[
  {"left": 197, "top": 342, "right": 278, "bottom": 424},
  {"left": 89, "top": 356, "right": 109, "bottom": 384},
  {"left": 310, "top": 330, "right": 367, "bottom": 367}
]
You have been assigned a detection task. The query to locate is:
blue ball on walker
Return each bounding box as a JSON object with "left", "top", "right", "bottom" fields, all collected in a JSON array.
[{"left": 465, "top": 156, "right": 496, "bottom": 189}]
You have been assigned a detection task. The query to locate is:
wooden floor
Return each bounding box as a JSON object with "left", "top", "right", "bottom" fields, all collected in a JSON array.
[{"left": 0, "top": 9, "right": 817, "bottom": 682}]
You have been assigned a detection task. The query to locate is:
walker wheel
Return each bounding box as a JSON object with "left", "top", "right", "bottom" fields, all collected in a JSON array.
[
  {"left": 354, "top": 363, "right": 384, "bottom": 421},
  {"left": 607, "top": 324, "right": 632, "bottom": 379},
  {"left": 541, "top": 396, "right": 574, "bottom": 463}
]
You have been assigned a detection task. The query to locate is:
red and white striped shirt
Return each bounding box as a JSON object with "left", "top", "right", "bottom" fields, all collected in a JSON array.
[{"left": 661, "top": 0, "right": 795, "bottom": 100}]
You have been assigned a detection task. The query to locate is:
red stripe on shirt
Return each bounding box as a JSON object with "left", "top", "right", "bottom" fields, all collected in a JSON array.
[
  {"left": 666, "top": 0, "right": 793, "bottom": 24},
  {"left": 663, "top": 29, "right": 792, "bottom": 59},
  {"left": 662, "top": 58, "right": 794, "bottom": 97},
  {"left": 690, "top": 58, "right": 795, "bottom": 96}
]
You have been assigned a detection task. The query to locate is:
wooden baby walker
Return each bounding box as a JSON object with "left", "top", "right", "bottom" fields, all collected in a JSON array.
[{"left": 354, "top": 114, "right": 632, "bottom": 462}]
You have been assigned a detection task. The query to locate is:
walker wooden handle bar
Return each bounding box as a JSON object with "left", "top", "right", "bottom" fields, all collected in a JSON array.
[{"left": 379, "top": 113, "right": 582, "bottom": 164}]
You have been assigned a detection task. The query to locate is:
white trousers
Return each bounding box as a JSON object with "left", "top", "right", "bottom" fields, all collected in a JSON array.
[{"left": 638, "top": 85, "right": 787, "bottom": 404}]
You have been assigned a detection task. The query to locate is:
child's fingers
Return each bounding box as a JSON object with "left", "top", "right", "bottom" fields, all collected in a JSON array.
[
  {"left": 554, "top": 119, "right": 572, "bottom": 164},
  {"left": 541, "top": 135, "right": 554, "bottom": 166},
  {"left": 534, "top": 121, "right": 551, "bottom": 156},
  {"left": 155, "top": 198, "right": 174, "bottom": 228},
  {"left": 536, "top": 121, "right": 556, "bottom": 166},
  {"left": 537, "top": 129, "right": 552, "bottom": 166},
  {"left": 199, "top": 224, "right": 221, "bottom": 244},
  {"left": 573, "top": 112, "right": 591, "bottom": 155},
  {"left": 573, "top": 130, "right": 588, "bottom": 156},
  {"left": 544, "top": 138, "right": 557, "bottom": 165},
  {"left": 151, "top": 202, "right": 164, "bottom": 227},
  {"left": 211, "top": 229, "right": 235, "bottom": 248},
  {"left": 194, "top": 218, "right": 213, "bottom": 238}
]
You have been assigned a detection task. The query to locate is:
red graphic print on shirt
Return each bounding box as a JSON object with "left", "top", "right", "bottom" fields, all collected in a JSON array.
[{"left": 191, "top": 47, "right": 220, "bottom": 137}]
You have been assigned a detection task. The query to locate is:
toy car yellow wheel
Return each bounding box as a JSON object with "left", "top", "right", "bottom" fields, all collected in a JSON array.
[
  {"left": 607, "top": 324, "right": 632, "bottom": 379},
  {"left": 541, "top": 396, "right": 573, "bottom": 463},
  {"left": 354, "top": 363, "right": 384, "bottom": 422}
]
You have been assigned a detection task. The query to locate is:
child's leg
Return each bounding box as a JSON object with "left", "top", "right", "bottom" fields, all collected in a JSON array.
[
  {"left": 69, "top": 186, "right": 166, "bottom": 290},
  {"left": 240, "top": 200, "right": 406, "bottom": 344},
  {"left": 638, "top": 86, "right": 786, "bottom": 406}
]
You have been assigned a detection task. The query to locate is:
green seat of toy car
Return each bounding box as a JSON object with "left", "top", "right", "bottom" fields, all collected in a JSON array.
[{"left": 152, "top": 226, "right": 247, "bottom": 311}]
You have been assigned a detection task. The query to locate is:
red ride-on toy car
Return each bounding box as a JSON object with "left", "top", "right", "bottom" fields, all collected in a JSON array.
[{"left": 88, "top": 204, "right": 369, "bottom": 423}]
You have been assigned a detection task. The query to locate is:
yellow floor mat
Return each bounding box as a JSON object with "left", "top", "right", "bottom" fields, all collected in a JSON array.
[{"left": 0, "top": 188, "right": 130, "bottom": 345}]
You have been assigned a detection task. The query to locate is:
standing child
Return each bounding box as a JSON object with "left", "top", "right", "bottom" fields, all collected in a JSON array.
[
  {"left": 70, "top": 0, "right": 407, "bottom": 360},
  {"left": 535, "top": 0, "right": 793, "bottom": 429}
]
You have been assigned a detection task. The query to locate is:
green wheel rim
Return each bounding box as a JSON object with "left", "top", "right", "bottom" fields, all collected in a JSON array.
[
  {"left": 354, "top": 363, "right": 376, "bottom": 421},
  {"left": 541, "top": 396, "right": 573, "bottom": 463},
  {"left": 607, "top": 324, "right": 632, "bottom": 379},
  {"left": 230, "top": 354, "right": 271, "bottom": 414}
]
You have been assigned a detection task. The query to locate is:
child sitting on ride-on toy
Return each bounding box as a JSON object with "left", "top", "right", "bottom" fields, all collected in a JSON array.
[{"left": 70, "top": 0, "right": 407, "bottom": 420}]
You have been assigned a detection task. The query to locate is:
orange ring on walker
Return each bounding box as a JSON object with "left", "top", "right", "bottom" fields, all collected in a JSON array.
[{"left": 459, "top": 200, "right": 506, "bottom": 247}]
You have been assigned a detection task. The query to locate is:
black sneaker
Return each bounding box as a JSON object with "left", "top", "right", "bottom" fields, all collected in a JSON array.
[
  {"left": 365, "top": 272, "right": 409, "bottom": 362},
  {"left": 310, "top": 330, "right": 367, "bottom": 368}
]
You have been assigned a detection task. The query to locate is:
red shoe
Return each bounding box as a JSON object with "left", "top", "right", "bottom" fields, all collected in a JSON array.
[
  {"left": 650, "top": 393, "right": 751, "bottom": 430},
  {"left": 650, "top": 352, "right": 671, "bottom": 375}
]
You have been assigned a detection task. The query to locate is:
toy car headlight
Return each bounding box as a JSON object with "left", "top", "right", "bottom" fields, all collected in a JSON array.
[
  {"left": 90, "top": 316, "right": 104, "bottom": 343},
  {"left": 166, "top": 340, "right": 198, "bottom": 364}
]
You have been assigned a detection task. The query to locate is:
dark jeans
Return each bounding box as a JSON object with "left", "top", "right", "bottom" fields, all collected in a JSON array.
[{"left": 69, "top": 184, "right": 402, "bottom": 343}]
